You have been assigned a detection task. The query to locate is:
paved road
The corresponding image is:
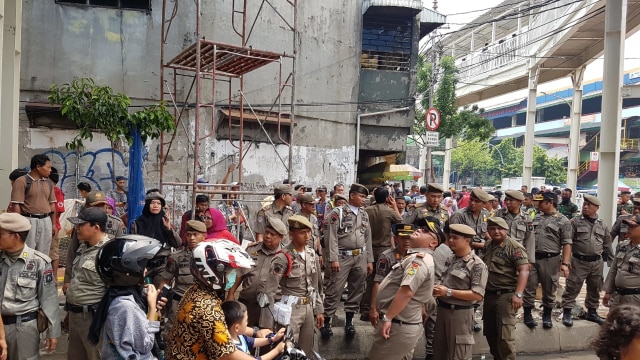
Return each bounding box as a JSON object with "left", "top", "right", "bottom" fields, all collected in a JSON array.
[{"left": 472, "top": 351, "right": 598, "bottom": 360}]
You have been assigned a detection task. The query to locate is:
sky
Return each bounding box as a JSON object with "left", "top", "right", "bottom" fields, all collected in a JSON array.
[{"left": 426, "top": 0, "right": 640, "bottom": 109}]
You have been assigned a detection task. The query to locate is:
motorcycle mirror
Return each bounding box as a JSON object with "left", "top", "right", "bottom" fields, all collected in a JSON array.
[{"left": 257, "top": 293, "right": 270, "bottom": 308}]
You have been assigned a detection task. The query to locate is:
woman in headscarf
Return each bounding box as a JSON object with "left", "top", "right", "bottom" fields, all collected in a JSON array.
[{"left": 203, "top": 207, "right": 240, "bottom": 245}]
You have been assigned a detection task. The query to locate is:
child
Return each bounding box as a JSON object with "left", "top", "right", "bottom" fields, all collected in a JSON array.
[{"left": 222, "top": 301, "right": 285, "bottom": 360}]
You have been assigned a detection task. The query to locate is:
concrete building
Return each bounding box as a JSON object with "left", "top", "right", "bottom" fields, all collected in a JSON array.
[{"left": 6, "top": 0, "right": 445, "bottom": 212}]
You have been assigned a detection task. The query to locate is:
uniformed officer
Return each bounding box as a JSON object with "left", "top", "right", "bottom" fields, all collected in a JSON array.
[
  {"left": 560, "top": 195, "right": 612, "bottom": 326},
  {"left": 227, "top": 217, "right": 286, "bottom": 328},
  {"left": 523, "top": 192, "right": 572, "bottom": 329},
  {"left": 297, "top": 194, "right": 322, "bottom": 258},
  {"left": 558, "top": 188, "right": 579, "bottom": 220},
  {"left": 482, "top": 217, "right": 529, "bottom": 360},
  {"left": 610, "top": 198, "right": 640, "bottom": 252},
  {"left": 368, "top": 224, "right": 435, "bottom": 360},
  {"left": 361, "top": 187, "right": 402, "bottom": 320},
  {"left": 495, "top": 190, "right": 536, "bottom": 263},
  {"left": 254, "top": 184, "right": 295, "bottom": 244},
  {"left": 65, "top": 208, "right": 110, "bottom": 360},
  {"left": 158, "top": 220, "right": 206, "bottom": 338},
  {"left": 322, "top": 183, "right": 373, "bottom": 337},
  {"left": 0, "top": 212, "right": 60, "bottom": 360},
  {"left": 618, "top": 190, "right": 634, "bottom": 217},
  {"left": 449, "top": 188, "right": 492, "bottom": 255},
  {"left": 368, "top": 224, "right": 415, "bottom": 327},
  {"left": 403, "top": 183, "right": 449, "bottom": 227},
  {"left": 603, "top": 214, "right": 640, "bottom": 308},
  {"left": 433, "top": 224, "right": 488, "bottom": 360},
  {"left": 264, "top": 215, "right": 324, "bottom": 357}
]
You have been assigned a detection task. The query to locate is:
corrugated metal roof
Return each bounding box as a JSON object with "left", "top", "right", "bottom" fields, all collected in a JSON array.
[{"left": 363, "top": 0, "right": 422, "bottom": 14}]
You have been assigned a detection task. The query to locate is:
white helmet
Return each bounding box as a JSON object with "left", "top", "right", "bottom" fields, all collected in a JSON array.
[{"left": 191, "top": 240, "right": 254, "bottom": 290}]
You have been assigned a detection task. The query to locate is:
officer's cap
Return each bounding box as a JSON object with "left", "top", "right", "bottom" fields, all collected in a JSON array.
[
  {"left": 486, "top": 217, "right": 509, "bottom": 230},
  {"left": 426, "top": 183, "right": 444, "bottom": 193},
  {"left": 298, "top": 194, "right": 317, "bottom": 204},
  {"left": 532, "top": 193, "right": 544, "bottom": 201},
  {"left": 68, "top": 207, "right": 108, "bottom": 226},
  {"left": 542, "top": 192, "right": 558, "bottom": 203},
  {"left": 274, "top": 184, "right": 295, "bottom": 197},
  {"left": 392, "top": 223, "right": 415, "bottom": 237},
  {"left": 185, "top": 220, "right": 207, "bottom": 233},
  {"left": 266, "top": 217, "right": 288, "bottom": 235},
  {"left": 334, "top": 193, "right": 349, "bottom": 203},
  {"left": 316, "top": 185, "right": 327, "bottom": 192},
  {"left": 349, "top": 183, "right": 369, "bottom": 196},
  {"left": 288, "top": 215, "right": 313, "bottom": 231},
  {"left": 505, "top": 190, "right": 524, "bottom": 201},
  {"left": 470, "top": 188, "right": 492, "bottom": 202},
  {"left": 86, "top": 190, "right": 108, "bottom": 205},
  {"left": 449, "top": 224, "right": 476, "bottom": 237},
  {"left": 583, "top": 194, "right": 601, "bottom": 206},
  {"left": 0, "top": 213, "right": 31, "bottom": 233}
]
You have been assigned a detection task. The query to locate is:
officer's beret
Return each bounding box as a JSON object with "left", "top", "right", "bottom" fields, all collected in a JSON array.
[
  {"left": 623, "top": 214, "right": 640, "bottom": 225},
  {"left": 335, "top": 194, "right": 349, "bottom": 203},
  {"left": 288, "top": 215, "right": 313, "bottom": 231},
  {"left": 266, "top": 217, "right": 288, "bottom": 235},
  {"left": 487, "top": 194, "right": 495, "bottom": 201},
  {"left": 0, "top": 213, "right": 31, "bottom": 233},
  {"left": 298, "top": 194, "right": 317, "bottom": 204},
  {"left": 316, "top": 185, "right": 327, "bottom": 191},
  {"left": 583, "top": 194, "right": 601, "bottom": 206},
  {"left": 349, "top": 183, "right": 369, "bottom": 196},
  {"left": 185, "top": 220, "right": 207, "bottom": 233},
  {"left": 274, "top": 184, "right": 295, "bottom": 197},
  {"left": 487, "top": 217, "right": 509, "bottom": 230},
  {"left": 85, "top": 191, "right": 108, "bottom": 205},
  {"left": 392, "top": 223, "right": 415, "bottom": 237},
  {"left": 426, "top": 183, "right": 444, "bottom": 193},
  {"left": 505, "top": 190, "right": 524, "bottom": 201},
  {"left": 68, "top": 207, "right": 108, "bottom": 226},
  {"left": 532, "top": 193, "right": 544, "bottom": 201},
  {"left": 449, "top": 224, "right": 476, "bottom": 237},
  {"left": 542, "top": 192, "right": 558, "bottom": 203},
  {"left": 470, "top": 188, "right": 492, "bottom": 202}
]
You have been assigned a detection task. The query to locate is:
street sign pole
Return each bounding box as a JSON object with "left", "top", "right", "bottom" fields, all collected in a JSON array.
[{"left": 424, "top": 107, "right": 441, "bottom": 183}]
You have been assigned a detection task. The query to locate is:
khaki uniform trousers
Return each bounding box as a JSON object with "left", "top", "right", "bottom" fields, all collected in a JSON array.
[
  {"left": 368, "top": 322, "right": 422, "bottom": 360},
  {"left": 612, "top": 294, "right": 640, "bottom": 307},
  {"left": 433, "top": 306, "right": 475, "bottom": 360},
  {"left": 524, "top": 256, "right": 561, "bottom": 308},
  {"left": 324, "top": 254, "right": 367, "bottom": 317},
  {"left": 424, "top": 308, "right": 438, "bottom": 356},
  {"left": 283, "top": 302, "right": 315, "bottom": 357},
  {"left": 68, "top": 311, "right": 100, "bottom": 360},
  {"left": 6, "top": 317, "right": 40, "bottom": 360},
  {"left": 360, "top": 247, "right": 390, "bottom": 315},
  {"left": 483, "top": 292, "right": 516, "bottom": 360},
  {"left": 561, "top": 258, "right": 603, "bottom": 309}
]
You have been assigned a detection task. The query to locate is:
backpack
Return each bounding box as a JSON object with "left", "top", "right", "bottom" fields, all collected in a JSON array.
[{"left": 23, "top": 175, "right": 53, "bottom": 196}]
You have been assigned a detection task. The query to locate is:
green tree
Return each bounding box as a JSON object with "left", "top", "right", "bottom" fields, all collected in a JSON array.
[{"left": 451, "top": 139, "right": 497, "bottom": 185}]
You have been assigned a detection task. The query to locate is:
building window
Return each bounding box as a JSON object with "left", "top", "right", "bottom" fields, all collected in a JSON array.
[
  {"left": 56, "top": 0, "right": 151, "bottom": 11},
  {"left": 361, "top": 16, "right": 413, "bottom": 72}
]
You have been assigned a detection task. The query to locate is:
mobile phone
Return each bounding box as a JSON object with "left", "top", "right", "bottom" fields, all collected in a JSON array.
[{"left": 159, "top": 284, "right": 173, "bottom": 301}]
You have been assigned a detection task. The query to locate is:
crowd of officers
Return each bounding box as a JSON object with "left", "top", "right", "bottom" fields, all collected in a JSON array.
[{"left": 1, "top": 154, "right": 638, "bottom": 360}]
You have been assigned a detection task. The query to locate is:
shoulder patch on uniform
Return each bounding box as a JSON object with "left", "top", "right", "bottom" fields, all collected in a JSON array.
[
  {"left": 406, "top": 262, "right": 420, "bottom": 276},
  {"left": 330, "top": 212, "right": 339, "bottom": 225},
  {"left": 513, "top": 250, "right": 524, "bottom": 261},
  {"left": 43, "top": 269, "right": 54, "bottom": 285}
]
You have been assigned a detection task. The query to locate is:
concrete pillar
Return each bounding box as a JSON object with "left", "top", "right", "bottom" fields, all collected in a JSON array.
[
  {"left": 522, "top": 65, "right": 539, "bottom": 189},
  {"left": 567, "top": 67, "right": 585, "bottom": 199},
  {"left": 0, "top": 0, "right": 22, "bottom": 209},
  {"left": 511, "top": 114, "right": 517, "bottom": 127},
  {"left": 443, "top": 138, "right": 452, "bottom": 190},
  {"left": 598, "top": 0, "right": 626, "bottom": 228}
]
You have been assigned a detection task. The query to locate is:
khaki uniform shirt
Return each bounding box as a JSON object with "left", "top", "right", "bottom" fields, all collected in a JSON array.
[
  {"left": 267, "top": 244, "right": 324, "bottom": 316},
  {"left": 0, "top": 245, "right": 61, "bottom": 338},
  {"left": 326, "top": 204, "right": 373, "bottom": 263},
  {"left": 402, "top": 204, "right": 449, "bottom": 228},
  {"left": 298, "top": 212, "right": 320, "bottom": 248},
  {"left": 433, "top": 244, "right": 453, "bottom": 283},
  {"left": 238, "top": 242, "right": 284, "bottom": 302},
  {"left": 571, "top": 216, "right": 613, "bottom": 258},
  {"left": 254, "top": 202, "right": 294, "bottom": 243},
  {"left": 159, "top": 249, "right": 194, "bottom": 296},
  {"left": 106, "top": 214, "right": 126, "bottom": 238},
  {"left": 365, "top": 203, "right": 402, "bottom": 249},
  {"left": 10, "top": 175, "right": 56, "bottom": 214},
  {"left": 450, "top": 208, "right": 490, "bottom": 247},
  {"left": 604, "top": 240, "right": 640, "bottom": 293},
  {"left": 374, "top": 248, "right": 404, "bottom": 283},
  {"left": 66, "top": 235, "right": 109, "bottom": 305},
  {"left": 533, "top": 212, "right": 573, "bottom": 253},
  {"left": 375, "top": 248, "right": 435, "bottom": 324},
  {"left": 495, "top": 208, "right": 536, "bottom": 264},
  {"left": 439, "top": 252, "right": 488, "bottom": 306},
  {"left": 482, "top": 237, "right": 529, "bottom": 291}
]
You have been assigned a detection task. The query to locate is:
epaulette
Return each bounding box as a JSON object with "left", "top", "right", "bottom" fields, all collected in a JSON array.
[
  {"left": 262, "top": 204, "right": 272, "bottom": 211},
  {"left": 33, "top": 251, "right": 52, "bottom": 263},
  {"left": 415, "top": 252, "right": 426, "bottom": 258}
]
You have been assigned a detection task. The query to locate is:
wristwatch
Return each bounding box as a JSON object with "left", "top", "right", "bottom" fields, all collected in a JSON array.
[
  {"left": 446, "top": 288, "right": 452, "bottom": 297},
  {"left": 561, "top": 262, "right": 570, "bottom": 267},
  {"left": 381, "top": 314, "right": 392, "bottom": 322},
  {"left": 515, "top": 292, "right": 523, "bottom": 298}
]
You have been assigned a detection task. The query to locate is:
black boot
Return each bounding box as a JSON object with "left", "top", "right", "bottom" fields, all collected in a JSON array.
[
  {"left": 523, "top": 307, "right": 538, "bottom": 328},
  {"left": 585, "top": 308, "right": 604, "bottom": 325},
  {"left": 345, "top": 312, "right": 356, "bottom": 336},
  {"left": 562, "top": 308, "right": 573, "bottom": 327},
  {"left": 542, "top": 306, "right": 553, "bottom": 329},
  {"left": 321, "top": 317, "right": 333, "bottom": 337}
]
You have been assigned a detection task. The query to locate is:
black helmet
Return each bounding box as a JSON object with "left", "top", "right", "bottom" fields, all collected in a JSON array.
[{"left": 96, "top": 235, "right": 162, "bottom": 287}]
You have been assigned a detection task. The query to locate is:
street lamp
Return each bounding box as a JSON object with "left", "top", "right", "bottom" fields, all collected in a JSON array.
[
  {"left": 541, "top": 91, "right": 572, "bottom": 111},
  {"left": 487, "top": 143, "right": 505, "bottom": 166}
]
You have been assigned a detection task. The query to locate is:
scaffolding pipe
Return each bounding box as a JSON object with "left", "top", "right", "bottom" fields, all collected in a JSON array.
[{"left": 191, "top": 0, "right": 203, "bottom": 219}]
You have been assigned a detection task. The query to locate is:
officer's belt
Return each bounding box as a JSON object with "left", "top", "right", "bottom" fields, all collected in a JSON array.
[
  {"left": 437, "top": 300, "right": 474, "bottom": 310},
  {"left": 379, "top": 314, "right": 420, "bottom": 326},
  {"left": 572, "top": 254, "right": 601, "bottom": 262},
  {"left": 338, "top": 246, "right": 366, "bottom": 256},
  {"left": 65, "top": 302, "right": 98, "bottom": 313},
  {"left": 22, "top": 212, "right": 50, "bottom": 219},
  {"left": 616, "top": 287, "right": 640, "bottom": 295},
  {"left": 485, "top": 289, "right": 514, "bottom": 295},
  {"left": 535, "top": 252, "right": 560, "bottom": 260},
  {"left": 2, "top": 311, "right": 37, "bottom": 324},
  {"left": 282, "top": 294, "right": 311, "bottom": 305}
]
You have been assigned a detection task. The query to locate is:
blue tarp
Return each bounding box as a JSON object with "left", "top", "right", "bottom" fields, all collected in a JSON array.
[{"left": 127, "top": 127, "right": 146, "bottom": 230}]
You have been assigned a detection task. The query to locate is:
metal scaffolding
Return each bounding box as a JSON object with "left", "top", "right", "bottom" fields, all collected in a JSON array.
[{"left": 158, "top": 0, "right": 298, "bottom": 210}]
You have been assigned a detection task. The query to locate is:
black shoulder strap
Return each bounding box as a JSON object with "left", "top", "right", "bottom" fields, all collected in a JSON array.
[{"left": 24, "top": 175, "right": 53, "bottom": 196}]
